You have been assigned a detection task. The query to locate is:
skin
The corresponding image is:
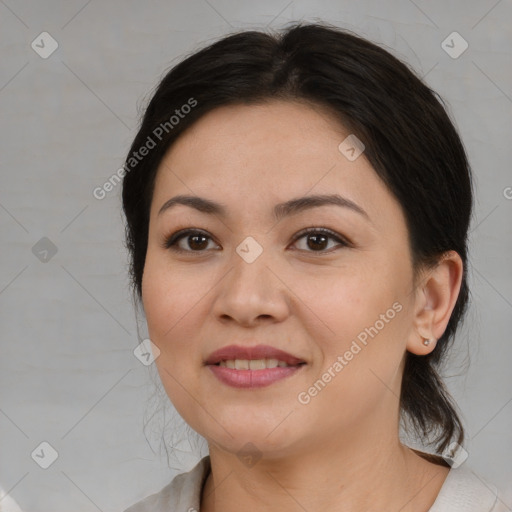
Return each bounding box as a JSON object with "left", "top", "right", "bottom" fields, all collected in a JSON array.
[{"left": 141, "top": 100, "right": 463, "bottom": 512}]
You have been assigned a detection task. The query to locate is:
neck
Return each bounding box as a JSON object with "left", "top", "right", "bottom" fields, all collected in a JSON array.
[{"left": 200, "top": 429, "right": 449, "bottom": 512}]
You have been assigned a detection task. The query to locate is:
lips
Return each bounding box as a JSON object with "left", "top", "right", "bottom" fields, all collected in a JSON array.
[{"left": 205, "top": 344, "right": 305, "bottom": 366}]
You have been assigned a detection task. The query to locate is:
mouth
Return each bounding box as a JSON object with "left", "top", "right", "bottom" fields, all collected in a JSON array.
[
  {"left": 213, "top": 358, "right": 305, "bottom": 369},
  {"left": 205, "top": 344, "right": 306, "bottom": 366},
  {"left": 205, "top": 344, "right": 306, "bottom": 388}
]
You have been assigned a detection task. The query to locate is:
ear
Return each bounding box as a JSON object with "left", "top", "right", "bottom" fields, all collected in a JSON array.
[{"left": 406, "top": 250, "right": 464, "bottom": 356}]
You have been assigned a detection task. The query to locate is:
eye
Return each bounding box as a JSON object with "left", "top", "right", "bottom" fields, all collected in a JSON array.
[
  {"left": 162, "top": 227, "right": 351, "bottom": 254},
  {"left": 290, "top": 227, "right": 350, "bottom": 253},
  {"left": 162, "top": 229, "right": 219, "bottom": 253}
]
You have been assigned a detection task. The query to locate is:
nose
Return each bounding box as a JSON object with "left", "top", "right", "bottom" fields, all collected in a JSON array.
[{"left": 211, "top": 246, "right": 290, "bottom": 327}]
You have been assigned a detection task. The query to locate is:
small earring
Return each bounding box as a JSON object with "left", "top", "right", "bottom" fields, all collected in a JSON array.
[{"left": 423, "top": 338, "right": 432, "bottom": 346}]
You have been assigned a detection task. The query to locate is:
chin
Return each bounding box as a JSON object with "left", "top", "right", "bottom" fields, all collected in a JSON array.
[{"left": 202, "top": 420, "right": 303, "bottom": 456}]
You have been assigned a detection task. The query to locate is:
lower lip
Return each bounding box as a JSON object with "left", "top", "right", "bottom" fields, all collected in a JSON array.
[{"left": 207, "top": 364, "right": 304, "bottom": 388}]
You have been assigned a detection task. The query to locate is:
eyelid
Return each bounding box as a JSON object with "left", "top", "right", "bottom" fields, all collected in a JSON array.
[{"left": 162, "top": 226, "right": 352, "bottom": 253}]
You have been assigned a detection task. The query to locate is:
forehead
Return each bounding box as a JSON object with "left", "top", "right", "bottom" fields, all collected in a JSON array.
[
  {"left": 151, "top": 101, "right": 403, "bottom": 230},
  {"left": 164, "top": 100, "right": 347, "bottom": 166}
]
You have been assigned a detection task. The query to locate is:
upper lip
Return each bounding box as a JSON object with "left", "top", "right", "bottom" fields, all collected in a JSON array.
[{"left": 205, "top": 344, "right": 306, "bottom": 366}]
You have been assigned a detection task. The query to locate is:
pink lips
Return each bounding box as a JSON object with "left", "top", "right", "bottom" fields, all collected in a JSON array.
[{"left": 205, "top": 344, "right": 306, "bottom": 389}]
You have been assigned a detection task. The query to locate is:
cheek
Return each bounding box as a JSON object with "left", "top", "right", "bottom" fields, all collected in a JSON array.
[
  {"left": 299, "top": 260, "right": 410, "bottom": 397},
  {"left": 141, "top": 259, "right": 208, "bottom": 418},
  {"left": 140, "top": 251, "right": 226, "bottom": 357},
  {"left": 142, "top": 253, "right": 204, "bottom": 339},
  {"left": 300, "top": 260, "right": 402, "bottom": 347},
  {"left": 141, "top": 256, "right": 204, "bottom": 380}
]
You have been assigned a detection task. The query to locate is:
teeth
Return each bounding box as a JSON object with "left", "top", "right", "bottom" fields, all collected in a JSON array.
[
  {"left": 249, "top": 359, "right": 265, "bottom": 370},
  {"left": 218, "top": 358, "right": 288, "bottom": 369},
  {"left": 235, "top": 359, "right": 249, "bottom": 370}
]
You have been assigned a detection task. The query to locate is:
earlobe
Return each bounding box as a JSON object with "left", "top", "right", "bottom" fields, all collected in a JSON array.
[
  {"left": 407, "top": 251, "right": 463, "bottom": 356},
  {"left": 420, "top": 337, "right": 437, "bottom": 354},
  {"left": 408, "top": 336, "right": 438, "bottom": 356}
]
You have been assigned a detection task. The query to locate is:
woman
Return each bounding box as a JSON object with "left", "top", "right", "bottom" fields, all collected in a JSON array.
[{"left": 121, "top": 22, "right": 506, "bottom": 512}]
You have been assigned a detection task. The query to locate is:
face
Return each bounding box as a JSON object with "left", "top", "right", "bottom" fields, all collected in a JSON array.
[{"left": 142, "top": 100, "right": 420, "bottom": 459}]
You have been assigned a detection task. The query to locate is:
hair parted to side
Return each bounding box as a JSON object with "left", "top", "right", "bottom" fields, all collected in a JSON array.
[{"left": 122, "top": 21, "right": 473, "bottom": 455}]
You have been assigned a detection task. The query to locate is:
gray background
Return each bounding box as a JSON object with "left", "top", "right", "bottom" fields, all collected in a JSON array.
[{"left": 0, "top": 1, "right": 511, "bottom": 510}]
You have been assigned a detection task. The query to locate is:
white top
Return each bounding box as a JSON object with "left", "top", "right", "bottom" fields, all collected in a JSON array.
[{"left": 123, "top": 454, "right": 508, "bottom": 512}]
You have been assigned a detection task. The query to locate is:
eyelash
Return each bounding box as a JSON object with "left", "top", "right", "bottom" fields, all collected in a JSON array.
[{"left": 161, "top": 227, "right": 351, "bottom": 255}]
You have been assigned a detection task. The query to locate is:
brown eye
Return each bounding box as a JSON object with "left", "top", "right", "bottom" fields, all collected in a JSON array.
[
  {"left": 163, "top": 229, "right": 218, "bottom": 252},
  {"left": 186, "top": 234, "right": 209, "bottom": 250},
  {"left": 291, "top": 228, "right": 349, "bottom": 253}
]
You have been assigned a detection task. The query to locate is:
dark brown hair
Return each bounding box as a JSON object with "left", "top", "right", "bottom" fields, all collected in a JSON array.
[{"left": 122, "top": 21, "right": 472, "bottom": 455}]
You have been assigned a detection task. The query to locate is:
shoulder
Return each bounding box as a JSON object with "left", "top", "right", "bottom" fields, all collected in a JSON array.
[
  {"left": 429, "top": 464, "right": 508, "bottom": 512},
  {"left": 122, "top": 456, "right": 211, "bottom": 512}
]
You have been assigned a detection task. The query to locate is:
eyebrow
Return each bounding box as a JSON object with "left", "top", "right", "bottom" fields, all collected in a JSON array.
[{"left": 157, "top": 193, "right": 370, "bottom": 222}]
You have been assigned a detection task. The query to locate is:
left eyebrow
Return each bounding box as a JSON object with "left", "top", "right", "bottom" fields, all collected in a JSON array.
[
  {"left": 157, "top": 193, "right": 371, "bottom": 223},
  {"left": 273, "top": 193, "right": 371, "bottom": 223}
]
